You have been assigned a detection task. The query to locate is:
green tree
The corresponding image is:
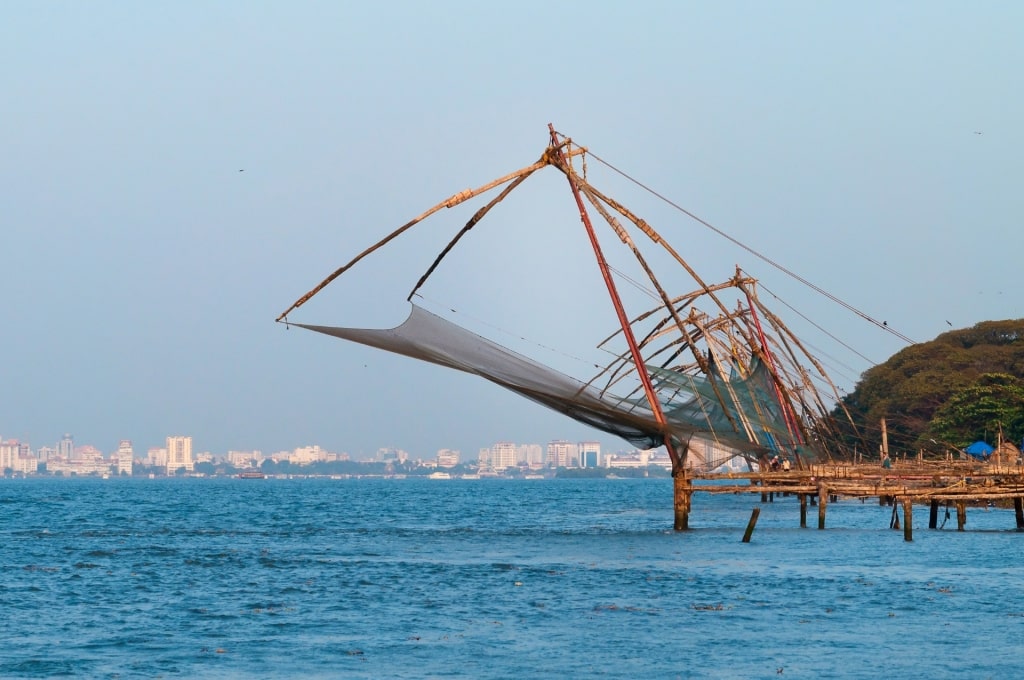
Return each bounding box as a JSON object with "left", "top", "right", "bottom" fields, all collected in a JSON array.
[
  {"left": 833, "top": 319, "right": 1024, "bottom": 457},
  {"left": 926, "top": 373, "right": 1024, "bottom": 447}
]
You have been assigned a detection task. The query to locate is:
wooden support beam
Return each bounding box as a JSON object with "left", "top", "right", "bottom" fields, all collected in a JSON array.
[
  {"left": 673, "top": 473, "right": 692, "bottom": 531},
  {"left": 742, "top": 507, "right": 761, "bottom": 543},
  {"left": 648, "top": 463, "right": 1024, "bottom": 533},
  {"left": 818, "top": 484, "right": 828, "bottom": 530},
  {"left": 903, "top": 498, "right": 913, "bottom": 542}
]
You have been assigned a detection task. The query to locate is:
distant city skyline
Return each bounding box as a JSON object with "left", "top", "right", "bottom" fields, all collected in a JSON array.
[
  {"left": 0, "top": 429, "right": 743, "bottom": 477},
  {"left": 0, "top": 429, "right": 625, "bottom": 465}
]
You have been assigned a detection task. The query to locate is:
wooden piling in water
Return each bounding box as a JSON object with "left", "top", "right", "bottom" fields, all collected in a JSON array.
[
  {"left": 742, "top": 507, "right": 761, "bottom": 543},
  {"left": 903, "top": 498, "right": 913, "bottom": 542},
  {"left": 818, "top": 484, "right": 828, "bottom": 530},
  {"left": 673, "top": 472, "right": 692, "bottom": 531},
  {"left": 666, "top": 461, "right": 1024, "bottom": 536}
]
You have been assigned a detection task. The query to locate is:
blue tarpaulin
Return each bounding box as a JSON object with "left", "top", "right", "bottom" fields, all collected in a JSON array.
[{"left": 965, "top": 441, "right": 995, "bottom": 459}]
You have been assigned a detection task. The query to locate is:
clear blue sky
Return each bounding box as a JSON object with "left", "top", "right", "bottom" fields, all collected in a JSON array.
[{"left": 3, "top": 2, "right": 1022, "bottom": 459}]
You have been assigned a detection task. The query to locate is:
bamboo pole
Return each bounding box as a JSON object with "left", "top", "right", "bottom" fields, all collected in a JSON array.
[
  {"left": 818, "top": 484, "right": 828, "bottom": 530},
  {"left": 742, "top": 507, "right": 761, "bottom": 543},
  {"left": 881, "top": 417, "right": 889, "bottom": 460},
  {"left": 903, "top": 498, "right": 913, "bottom": 542},
  {"left": 673, "top": 472, "right": 692, "bottom": 531},
  {"left": 547, "top": 126, "right": 690, "bottom": 529},
  {"left": 276, "top": 156, "right": 556, "bottom": 322}
]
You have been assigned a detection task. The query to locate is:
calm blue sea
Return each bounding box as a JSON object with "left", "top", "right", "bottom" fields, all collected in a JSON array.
[{"left": 1, "top": 477, "right": 1022, "bottom": 679}]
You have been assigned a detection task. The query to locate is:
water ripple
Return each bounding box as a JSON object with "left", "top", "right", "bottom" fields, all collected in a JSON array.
[{"left": 1, "top": 477, "right": 1022, "bottom": 678}]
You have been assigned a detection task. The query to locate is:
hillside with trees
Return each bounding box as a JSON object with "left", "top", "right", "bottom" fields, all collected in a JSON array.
[{"left": 832, "top": 319, "right": 1024, "bottom": 458}]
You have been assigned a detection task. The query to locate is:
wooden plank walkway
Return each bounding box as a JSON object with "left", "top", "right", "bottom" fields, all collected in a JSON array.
[{"left": 680, "top": 461, "right": 1024, "bottom": 540}]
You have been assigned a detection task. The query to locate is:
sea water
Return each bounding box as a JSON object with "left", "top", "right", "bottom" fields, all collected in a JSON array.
[{"left": 1, "top": 477, "right": 1021, "bottom": 679}]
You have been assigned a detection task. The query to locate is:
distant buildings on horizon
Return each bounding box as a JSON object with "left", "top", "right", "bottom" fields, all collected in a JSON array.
[{"left": 0, "top": 430, "right": 748, "bottom": 477}]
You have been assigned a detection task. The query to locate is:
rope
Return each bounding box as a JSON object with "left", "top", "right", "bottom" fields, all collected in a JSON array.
[
  {"left": 582, "top": 149, "right": 917, "bottom": 346},
  {"left": 755, "top": 279, "right": 877, "bottom": 366},
  {"left": 605, "top": 264, "right": 662, "bottom": 303},
  {"left": 411, "top": 293, "right": 602, "bottom": 370}
]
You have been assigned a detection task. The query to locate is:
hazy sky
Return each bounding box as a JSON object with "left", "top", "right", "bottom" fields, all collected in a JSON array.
[{"left": 4, "top": 2, "right": 1022, "bottom": 459}]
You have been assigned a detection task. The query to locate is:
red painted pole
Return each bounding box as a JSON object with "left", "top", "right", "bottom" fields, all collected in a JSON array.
[{"left": 547, "top": 125, "right": 682, "bottom": 469}]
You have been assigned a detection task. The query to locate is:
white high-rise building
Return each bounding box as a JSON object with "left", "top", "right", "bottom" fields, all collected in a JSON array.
[
  {"left": 579, "top": 441, "right": 601, "bottom": 468},
  {"left": 517, "top": 444, "right": 544, "bottom": 468},
  {"left": 437, "top": 449, "right": 460, "bottom": 468},
  {"left": 147, "top": 447, "right": 168, "bottom": 467},
  {"left": 1, "top": 440, "right": 37, "bottom": 475},
  {"left": 546, "top": 440, "right": 579, "bottom": 468},
  {"left": 0, "top": 439, "right": 18, "bottom": 471},
  {"left": 115, "top": 440, "right": 133, "bottom": 476},
  {"left": 291, "top": 445, "right": 326, "bottom": 465},
  {"left": 491, "top": 442, "right": 517, "bottom": 472},
  {"left": 166, "top": 436, "right": 194, "bottom": 473},
  {"left": 58, "top": 433, "right": 74, "bottom": 461}
]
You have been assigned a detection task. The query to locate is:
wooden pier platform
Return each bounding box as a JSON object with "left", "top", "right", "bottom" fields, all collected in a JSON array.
[{"left": 678, "top": 461, "right": 1024, "bottom": 540}]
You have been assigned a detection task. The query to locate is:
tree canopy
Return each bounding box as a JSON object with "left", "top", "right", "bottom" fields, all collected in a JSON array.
[{"left": 832, "top": 319, "right": 1024, "bottom": 457}]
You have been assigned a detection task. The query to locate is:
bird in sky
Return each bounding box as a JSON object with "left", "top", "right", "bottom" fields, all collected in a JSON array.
[
  {"left": 946, "top": 320, "right": 952, "bottom": 326},
  {"left": 974, "top": 131, "right": 983, "bottom": 135}
]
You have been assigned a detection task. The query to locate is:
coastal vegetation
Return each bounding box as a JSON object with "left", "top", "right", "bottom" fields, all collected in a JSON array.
[{"left": 833, "top": 319, "right": 1024, "bottom": 456}]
